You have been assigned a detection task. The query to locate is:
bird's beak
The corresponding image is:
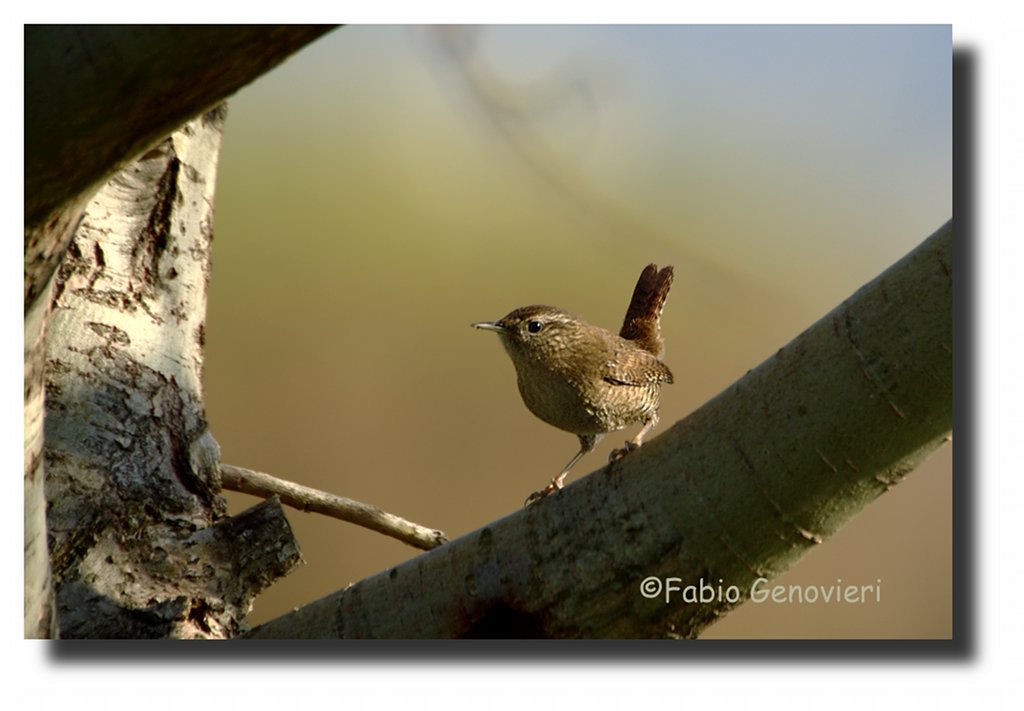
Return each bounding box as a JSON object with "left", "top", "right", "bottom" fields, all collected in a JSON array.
[{"left": 472, "top": 321, "right": 507, "bottom": 332}]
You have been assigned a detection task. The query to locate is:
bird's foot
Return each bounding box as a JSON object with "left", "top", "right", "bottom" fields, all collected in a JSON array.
[
  {"left": 608, "top": 440, "right": 641, "bottom": 468},
  {"left": 524, "top": 478, "right": 563, "bottom": 507}
]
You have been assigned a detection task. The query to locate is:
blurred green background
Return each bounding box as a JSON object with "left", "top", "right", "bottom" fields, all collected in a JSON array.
[{"left": 204, "top": 25, "right": 952, "bottom": 638}]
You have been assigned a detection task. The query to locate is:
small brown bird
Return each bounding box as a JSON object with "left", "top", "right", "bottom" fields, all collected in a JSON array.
[{"left": 473, "top": 264, "right": 674, "bottom": 505}]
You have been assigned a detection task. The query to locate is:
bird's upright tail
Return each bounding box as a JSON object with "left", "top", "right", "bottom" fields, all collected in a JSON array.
[{"left": 618, "top": 264, "right": 674, "bottom": 358}]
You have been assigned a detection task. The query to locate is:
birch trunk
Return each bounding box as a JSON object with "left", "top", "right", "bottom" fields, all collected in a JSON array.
[
  {"left": 24, "top": 25, "right": 330, "bottom": 639},
  {"left": 42, "top": 109, "right": 300, "bottom": 638}
]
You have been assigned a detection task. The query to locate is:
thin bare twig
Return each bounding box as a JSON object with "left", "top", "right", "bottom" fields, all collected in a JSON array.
[{"left": 220, "top": 464, "right": 448, "bottom": 551}]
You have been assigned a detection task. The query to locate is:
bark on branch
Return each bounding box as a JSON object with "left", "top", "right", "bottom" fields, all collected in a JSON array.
[
  {"left": 248, "top": 220, "right": 953, "bottom": 639},
  {"left": 25, "top": 25, "right": 335, "bottom": 308},
  {"left": 24, "top": 26, "right": 335, "bottom": 246}
]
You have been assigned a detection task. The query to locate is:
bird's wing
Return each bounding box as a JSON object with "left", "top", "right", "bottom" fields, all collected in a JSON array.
[{"left": 602, "top": 344, "right": 674, "bottom": 386}]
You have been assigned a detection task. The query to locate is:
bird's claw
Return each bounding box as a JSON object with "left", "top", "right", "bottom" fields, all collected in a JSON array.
[
  {"left": 609, "top": 440, "right": 640, "bottom": 465},
  {"left": 524, "top": 480, "right": 562, "bottom": 507}
]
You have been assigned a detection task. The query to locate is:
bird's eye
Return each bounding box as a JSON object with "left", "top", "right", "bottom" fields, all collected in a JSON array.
[{"left": 527, "top": 320, "right": 544, "bottom": 334}]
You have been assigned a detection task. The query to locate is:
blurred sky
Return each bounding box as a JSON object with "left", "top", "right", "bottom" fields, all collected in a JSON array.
[{"left": 203, "top": 25, "right": 951, "bottom": 637}]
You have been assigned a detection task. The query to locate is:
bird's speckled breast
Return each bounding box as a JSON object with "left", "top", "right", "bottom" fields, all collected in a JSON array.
[{"left": 513, "top": 357, "right": 658, "bottom": 435}]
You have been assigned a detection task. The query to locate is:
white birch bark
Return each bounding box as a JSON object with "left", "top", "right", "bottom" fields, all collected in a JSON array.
[{"left": 43, "top": 109, "right": 300, "bottom": 638}]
